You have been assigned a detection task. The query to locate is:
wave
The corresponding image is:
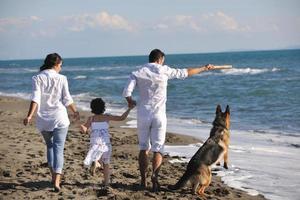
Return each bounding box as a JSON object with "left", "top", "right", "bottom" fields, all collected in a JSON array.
[
  {"left": 120, "top": 120, "right": 137, "bottom": 128},
  {"left": 0, "top": 91, "right": 31, "bottom": 100},
  {"left": 96, "top": 75, "right": 128, "bottom": 80},
  {"left": 195, "top": 67, "right": 280, "bottom": 77},
  {"left": 61, "top": 65, "right": 132, "bottom": 72},
  {"left": 0, "top": 68, "right": 38, "bottom": 74},
  {"left": 8, "top": 63, "right": 21, "bottom": 67},
  {"left": 220, "top": 67, "right": 280, "bottom": 75},
  {"left": 0, "top": 65, "right": 133, "bottom": 74},
  {"left": 73, "top": 75, "right": 87, "bottom": 79}
]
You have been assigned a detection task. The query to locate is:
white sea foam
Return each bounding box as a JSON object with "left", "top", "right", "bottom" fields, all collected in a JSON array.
[
  {"left": 61, "top": 65, "right": 130, "bottom": 72},
  {"left": 195, "top": 67, "right": 280, "bottom": 77},
  {"left": 24, "top": 68, "right": 38, "bottom": 72},
  {"left": 72, "top": 93, "right": 96, "bottom": 111},
  {"left": 96, "top": 75, "right": 128, "bottom": 80},
  {"left": 73, "top": 75, "right": 87, "bottom": 79},
  {"left": 0, "top": 91, "right": 31, "bottom": 99},
  {"left": 120, "top": 120, "right": 137, "bottom": 128},
  {"left": 0, "top": 68, "right": 38, "bottom": 74},
  {"left": 220, "top": 67, "right": 280, "bottom": 75}
]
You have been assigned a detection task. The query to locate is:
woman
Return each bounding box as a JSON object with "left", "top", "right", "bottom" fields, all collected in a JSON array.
[{"left": 23, "top": 53, "right": 80, "bottom": 192}]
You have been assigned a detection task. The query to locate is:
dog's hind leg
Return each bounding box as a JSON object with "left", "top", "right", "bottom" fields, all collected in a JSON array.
[{"left": 197, "top": 166, "right": 211, "bottom": 196}]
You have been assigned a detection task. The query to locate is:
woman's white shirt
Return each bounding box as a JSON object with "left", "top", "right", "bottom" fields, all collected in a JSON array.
[{"left": 31, "top": 69, "right": 73, "bottom": 132}]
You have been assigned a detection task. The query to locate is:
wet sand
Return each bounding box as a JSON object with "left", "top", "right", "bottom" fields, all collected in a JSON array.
[{"left": 0, "top": 96, "right": 266, "bottom": 200}]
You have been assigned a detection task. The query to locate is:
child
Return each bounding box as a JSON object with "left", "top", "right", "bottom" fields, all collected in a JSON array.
[{"left": 80, "top": 98, "right": 134, "bottom": 186}]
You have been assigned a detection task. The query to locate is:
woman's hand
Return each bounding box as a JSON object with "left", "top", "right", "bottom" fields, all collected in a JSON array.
[
  {"left": 24, "top": 101, "right": 37, "bottom": 126},
  {"left": 23, "top": 116, "right": 32, "bottom": 126},
  {"left": 73, "top": 111, "right": 80, "bottom": 121},
  {"left": 67, "top": 103, "right": 80, "bottom": 121}
]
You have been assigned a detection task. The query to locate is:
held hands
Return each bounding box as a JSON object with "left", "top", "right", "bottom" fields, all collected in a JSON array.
[
  {"left": 73, "top": 111, "right": 80, "bottom": 121},
  {"left": 126, "top": 96, "right": 136, "bottom": 109},
  {"left": 128, "top": 101, "right": 136, "bottom": 110}
]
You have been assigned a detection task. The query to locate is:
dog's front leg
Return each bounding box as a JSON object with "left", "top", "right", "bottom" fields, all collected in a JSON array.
[{"left": 223, "top": 151, "right": 229, "bottom": 169}]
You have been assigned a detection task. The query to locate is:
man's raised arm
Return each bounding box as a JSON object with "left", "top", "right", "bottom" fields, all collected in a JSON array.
[{"left": 187, "top": 64, "right": 215, "bottom": 76}]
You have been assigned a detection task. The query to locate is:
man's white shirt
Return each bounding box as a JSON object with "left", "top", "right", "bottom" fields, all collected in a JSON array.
[{"left": 123, "top": 63, "right": 188, "bottom": 115}]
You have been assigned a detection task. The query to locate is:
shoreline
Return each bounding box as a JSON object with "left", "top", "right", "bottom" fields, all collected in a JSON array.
[{"left": 0, "top": 96, "right": 266, "bottom": 199}]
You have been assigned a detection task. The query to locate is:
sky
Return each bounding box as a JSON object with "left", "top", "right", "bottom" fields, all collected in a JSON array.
[{"left": 0, "top": 0, "right": 300, "bottom": 60}]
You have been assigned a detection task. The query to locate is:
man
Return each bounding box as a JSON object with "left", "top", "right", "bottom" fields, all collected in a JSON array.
[{"left": 122, "top": 49, "right": 215, "bottom": 191}]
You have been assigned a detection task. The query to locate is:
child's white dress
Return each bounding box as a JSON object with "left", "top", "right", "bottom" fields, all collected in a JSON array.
[{"left": 83, "top": 121, "right": 112, "bottom": 166}]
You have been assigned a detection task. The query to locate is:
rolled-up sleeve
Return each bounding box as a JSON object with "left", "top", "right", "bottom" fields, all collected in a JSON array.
[
  {"left": 165, "top": 66, "right": 188, "bottom": 80},
  {"left": 31, "top": 76, "right": 41, "bottom": 104},
  {"left": 62, "top": 76, "right": 74, "bottom": 106},
  {"left": 122, "top": 73, "right": 136, "bottom": 97}
]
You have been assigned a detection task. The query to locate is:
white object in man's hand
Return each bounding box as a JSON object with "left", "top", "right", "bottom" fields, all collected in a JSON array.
[{"left": 213, "top": 65, "right": 233, "bottom": 70}]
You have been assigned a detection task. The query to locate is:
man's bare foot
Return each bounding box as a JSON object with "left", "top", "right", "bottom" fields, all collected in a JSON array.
[
  {"left": 151, "top": 175, "right": 160, "bottom": 192},
  {"left": 140, "top": 178, "right": 147, "bottom": 188}
]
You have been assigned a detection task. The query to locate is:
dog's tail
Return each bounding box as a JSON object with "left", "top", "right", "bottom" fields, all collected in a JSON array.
[{"left": 168, "top": 171, "right": 192, "bottom": 190}]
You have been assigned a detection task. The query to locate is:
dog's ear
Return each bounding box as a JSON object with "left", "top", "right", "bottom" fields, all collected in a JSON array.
[
  {"left": 225, "top": 105, "right": 230, "bottom": 115},
  {"left": 216, "top": 105, "right": 222, "bottom": 114}
]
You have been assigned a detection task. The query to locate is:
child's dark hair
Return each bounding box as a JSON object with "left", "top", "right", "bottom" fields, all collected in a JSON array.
[{"left": 90, "top": 98, "right": 105, "bottom": 115}]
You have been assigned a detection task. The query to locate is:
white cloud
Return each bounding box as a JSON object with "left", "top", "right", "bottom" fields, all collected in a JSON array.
[
  {"left": 212, "top": 11, "right": 251, "bottom": 32},
  {"left": 30, "top": 16, "right": 42, "bottom": 22},
  {"left": 0, "top": 18, "right": 28, "bottom": 32},
  {"left": 174, "top": 15, "right": 202, "bottom": 31},
  {"left": 154, "top": 15, "right": 202, "bottom": 32},
  {"left": 154, "top": 11, "right": 251, "bottom": 33},
  {"left": 155, "top": 23, "right": 169, "bottom": 30},
  {"left": 0, "top": 16, "right": 43, "bottom": 32},
  {"left": 64, "top": 11, "right": 135, "bottom": 32},
  {"left": 214, "top": 11, "right": 239, "bottom": 31}
]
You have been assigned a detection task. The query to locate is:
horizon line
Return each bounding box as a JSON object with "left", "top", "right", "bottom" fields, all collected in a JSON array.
[{"left": 1, "top": 47, "right": 299, "bottom": 62}]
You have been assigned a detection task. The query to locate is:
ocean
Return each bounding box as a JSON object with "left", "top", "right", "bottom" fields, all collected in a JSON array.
[{"left": 0, "top": 49, "right": 300, "bottom": 200}]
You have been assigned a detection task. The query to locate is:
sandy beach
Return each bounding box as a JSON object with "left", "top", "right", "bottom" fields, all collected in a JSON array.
[{"left": 0, "top": 96, "right": 266, "bottom": 200}]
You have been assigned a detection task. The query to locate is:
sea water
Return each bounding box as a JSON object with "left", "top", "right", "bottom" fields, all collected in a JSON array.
[{"left": 1, "top": 49, "right": 300, "bottom": 200}]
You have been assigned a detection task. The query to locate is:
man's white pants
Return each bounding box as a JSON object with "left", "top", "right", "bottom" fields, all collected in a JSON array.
[{"left": 137, "top": 111, "right": 166, "bottom": 154}]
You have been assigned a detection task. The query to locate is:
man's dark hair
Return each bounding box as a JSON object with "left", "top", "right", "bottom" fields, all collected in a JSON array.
[
  {"left": 90, "top": 98, "right": 106, "bottom": 115},
  {"left": 149, "top": 49, "right": 165, "bottom": 63}
]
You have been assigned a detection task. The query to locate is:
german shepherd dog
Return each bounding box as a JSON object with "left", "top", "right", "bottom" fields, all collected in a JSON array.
[{"left": 168, "top": 105, "right": 230, "bottom": 195}]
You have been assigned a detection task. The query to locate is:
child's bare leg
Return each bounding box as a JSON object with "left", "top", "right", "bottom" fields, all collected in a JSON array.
[{"left": 103, "top": 164, "right": 110, "bottom": 186}]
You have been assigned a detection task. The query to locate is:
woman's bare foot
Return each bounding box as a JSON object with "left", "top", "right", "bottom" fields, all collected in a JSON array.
[{"left": 53, "top": 173, "right": 61, "bottom": 192}]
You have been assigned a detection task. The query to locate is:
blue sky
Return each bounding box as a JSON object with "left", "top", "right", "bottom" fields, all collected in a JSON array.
[{"left": 0, "top": 0, "right": 300, "bottom": 60}]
